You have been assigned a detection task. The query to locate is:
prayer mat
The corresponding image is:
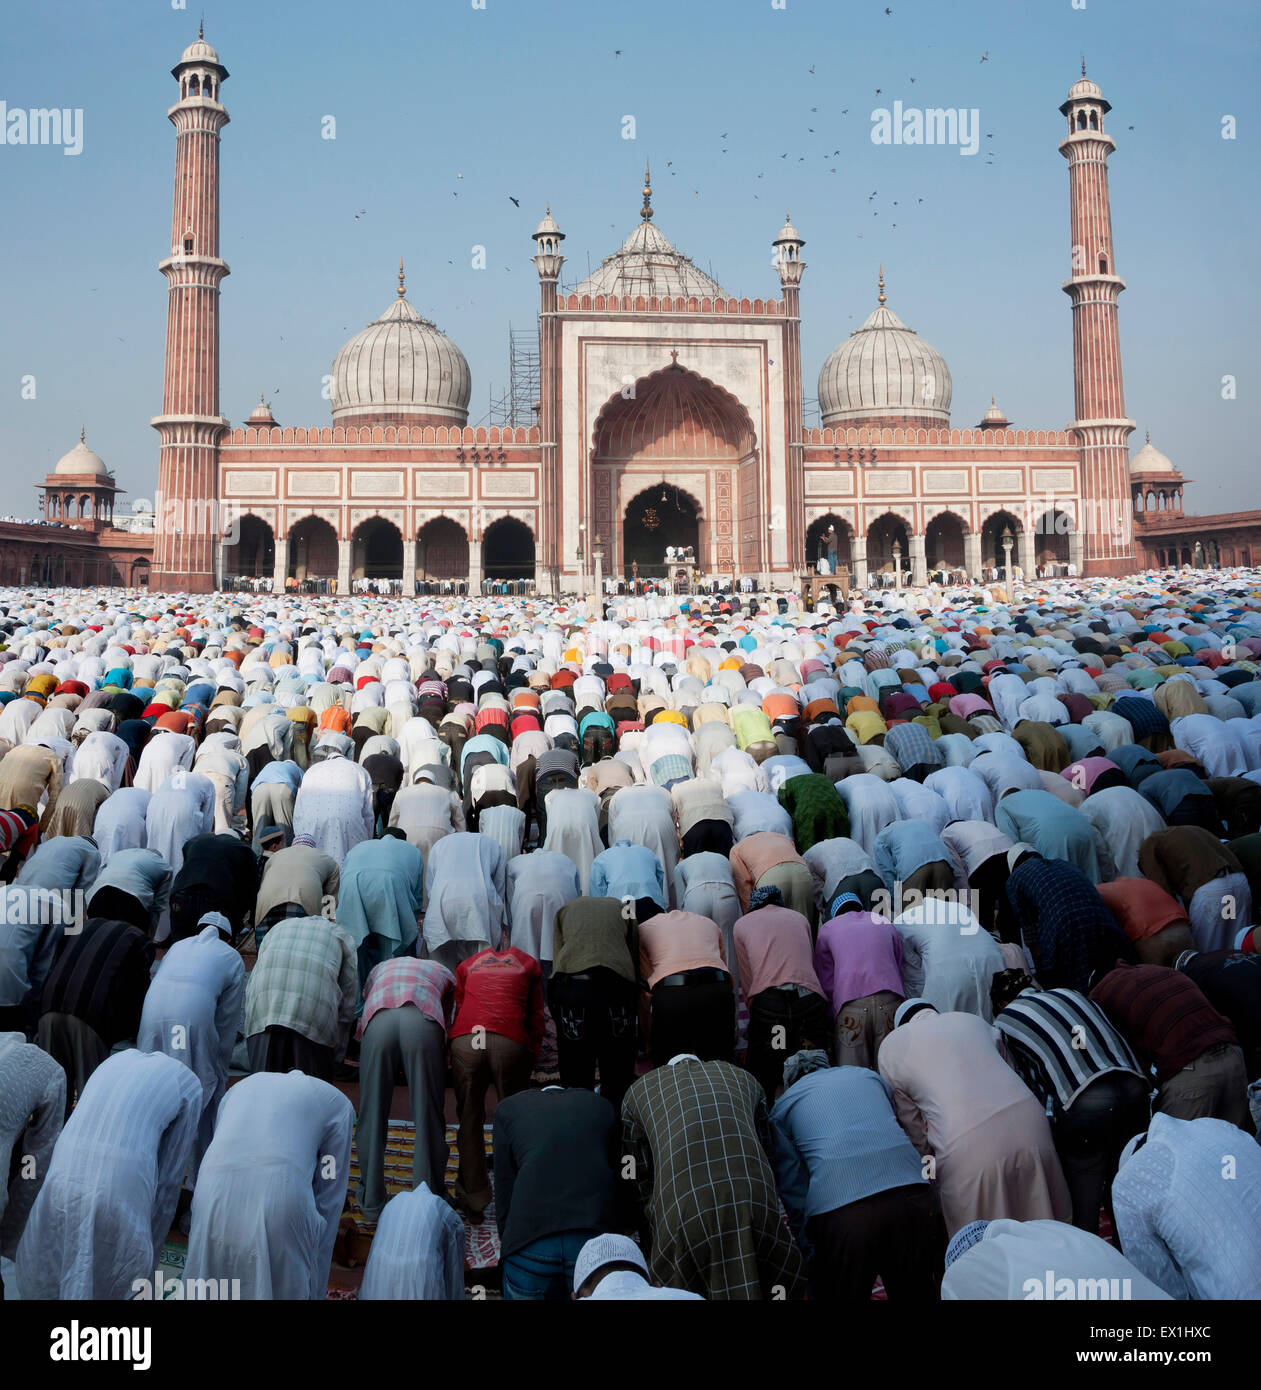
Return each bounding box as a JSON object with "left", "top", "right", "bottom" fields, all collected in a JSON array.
[{"left": 345, "top": 1119, "right": 501, "bottom": 1273}]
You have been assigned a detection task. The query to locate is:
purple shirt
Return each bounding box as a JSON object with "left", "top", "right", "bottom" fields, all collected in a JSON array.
[{"left": 814, "top": 913, "right": 905, "bottom": 1013}]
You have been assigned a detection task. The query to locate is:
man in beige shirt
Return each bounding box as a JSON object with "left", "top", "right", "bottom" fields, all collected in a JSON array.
[
  {"left": 729, "top": 830, "right": 815, "bottom": 925},
  {"left": 0, "top": 741, "right": 65, "bottom": 832},
  {"left": 254, "top": 838, "right": 341, "bottom": 944}
]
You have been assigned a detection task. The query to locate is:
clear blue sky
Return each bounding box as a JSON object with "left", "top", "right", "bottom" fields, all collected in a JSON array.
[{"left": 2, "top": 0, "right": 1257, "bottom": 512}]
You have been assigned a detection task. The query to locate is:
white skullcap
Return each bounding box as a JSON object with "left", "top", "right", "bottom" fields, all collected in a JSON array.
[{"left": 572, "top": 1234, "right": 648, "bottom": 1295}]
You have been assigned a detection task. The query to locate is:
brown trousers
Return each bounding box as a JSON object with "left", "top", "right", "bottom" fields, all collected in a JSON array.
[
  {"left": 834, "top": 989, "right": 902, "bottom": 1070},
  {"left": 1158, "top": 1041, "right": 1253, "bottom": 1132},
  {"left": 449, "top": 1031, "right": 532, "bottom": 1213}
]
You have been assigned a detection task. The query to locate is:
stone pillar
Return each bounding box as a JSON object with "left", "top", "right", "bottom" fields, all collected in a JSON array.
[
  {"left": 1017, "top": 529, "right": 1035, "bottom": 581},
  {"left": 217, "top": 541, "right": 230, "bottom": 591},
  {"left": 468, "top": 537, "right": 483, "bottom": 594},
  {"left": 852, "top": 556, "right": 869, "bottom": 589},
  {"left": 402, "top": 539, "right": 416, "bottom": 596},
  {"left": 1068, "top": 530, "right": 1084, "bottom": 574},
  {"left": 593, "top": 544, "right": 604, "bottom": 603},
  {"left": 336, "top": 539, "right": 351, "bottom": 594},
  {"left": 273, "top": 535, "right": 288, "bottom": 595},
  {"left": 964, "top": 532, "right": 982, "bottom": 580},
  {"left": 909, "top": 534, "right": 927, "bottom": 587}
]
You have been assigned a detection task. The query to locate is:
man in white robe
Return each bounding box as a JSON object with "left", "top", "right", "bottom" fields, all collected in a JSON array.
[
  {"left": 182, "top": 1069, "right": 353, "bottom": 1300},
  {"left": 132, "top": 728, "right": 195, "bottom": 794},
  {"left": 15, "top": 1049, "right": 201, "bottom": 1299},
  {"left": 358, "top": 1185, "right": 466, "bottom": 1300},
  {"left": 292, "top": 739, "right": 374, "bottom": 860},
  {"left": 422, "top": 831, "right": 506, "bottom": 970},
  {"left": 92, "top": 786, "right": 151, "bottom": 861},
  {"left": 136, "top": 913, "right": 246, "bottom": 1181},
  {"left": 0, "top": 1032, "right": 65, "bottom": 1278}
]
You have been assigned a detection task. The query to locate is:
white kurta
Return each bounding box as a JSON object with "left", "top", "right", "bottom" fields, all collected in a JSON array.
[
  {"left": 359, "top": 1185, "right": 466, "bottom": 1300},
  {"left": 607, "top": 785, "right": 680, "bottom": 907},
  {"left": 942, "top": 1218, "right": 1171, "bottom": 1300},
  {"left": 895, "top": 900, "right": 1006, "bottom": 1022},
  {"left": 133, "top": 731, "right": 196, "bottom": 794},
  {"left": 540, "top": 787, "right": 603, "bottom": 893},
  {"left": 292, "top": 755, "right": 375, "bottom": 860},
  {"left": 92, "top": 787, "right": 152, "bottom": 862},
  {"left": 145, "top": 774, "right": 216, "bottom": 878},
  {"left": 69, "top": 731, "right": 130, "bottom": 793},
  {"left": 15, "top": 1049, "right": 201, "bottom": 1300},
  {"left": 182, "top": 1070, "right": 353, "bottom": 1300},
  {"left": 422, "top": 832, "right": 507, "bottom": 954},
  {"left": 136, "top": 925, "right": 246, "bottom": 1182},
  {"left": 0, "top": 1032, "right": 65, "bottom": 1261},
  {"left": 506, "top": 850, "right": 581, "bottom": 964}
]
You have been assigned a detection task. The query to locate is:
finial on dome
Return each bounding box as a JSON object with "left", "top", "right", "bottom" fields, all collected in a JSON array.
[
  {"left": 397, "top": 258, "right": 406, "bottom": 298},
  {"left": 1146, "top": 429, "right": 1151, "bottom": 444},
  {"left": 80, "top": 425, "right": 85, "bottom": 444},
  {"left": 641, "top": 161, "right": 653, "bottom": 221},
  {"left": 877, "top": 266, "right": 886, "bottom": 306},
  {"left": 199, "top": 15, "right": 204, "bottom": 40},
  {"left": 991, "top": 395, "right": 996, "bottom": 406},
  {"left": 1081, "top": 54, "right": 1087, "bottom": 77}
]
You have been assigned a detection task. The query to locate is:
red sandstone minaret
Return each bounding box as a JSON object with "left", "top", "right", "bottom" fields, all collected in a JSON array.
[
  {"left": 150, "top": 27, "right": 230, "bottom": 593},
  {"left": 773, "top": 213, "right": 806, "bottom": 577},
  {"left": 1060, "top": 63, "right": 1136, "bottom": 575},
  {"left": 533, "top": 200, "right": 566, "bottom": 592}
]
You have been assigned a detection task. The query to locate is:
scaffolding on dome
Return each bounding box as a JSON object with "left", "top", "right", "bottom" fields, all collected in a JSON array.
[{"left": 483, "top": 324, "right": 541, "bottom": 428}]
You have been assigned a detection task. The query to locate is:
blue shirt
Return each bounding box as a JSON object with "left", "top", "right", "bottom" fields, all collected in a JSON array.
[
  {"left": 770, "top": 1066, "right": 926, "bottom": 1256},
  {"left": 589, "top": 841, "right": 666, "bottom": 909}
]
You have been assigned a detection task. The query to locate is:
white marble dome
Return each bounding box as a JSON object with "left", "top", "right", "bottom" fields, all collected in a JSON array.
[
  {"left": 330, "top": 289, "right": 471, "bottom": 425},
  {"left": 179, "top": 36, "right": 221, "bottom": 66},
  {"left": 1130, "top": 435, "right": 1177, "bottom": 474},
  {"left": 53, "top": 436, "right": 108, "bottom": 477},
  {"left": 817, "top": 289, "right": 952, "bottom": 427}
]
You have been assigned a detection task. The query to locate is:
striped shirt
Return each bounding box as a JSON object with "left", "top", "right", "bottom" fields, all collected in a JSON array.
[
  {"left": 41, "top": 917, "right": 154, "bottom": 1047},
  {"left": 996, "top": 987, "right": 1143, "bottom": 1108}
]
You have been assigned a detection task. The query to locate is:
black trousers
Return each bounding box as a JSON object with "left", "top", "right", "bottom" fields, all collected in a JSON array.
[
  {"left": 549, "top": 967, "right": 639, "bottom": 1111},
  {"left": 246, "top": 1025, "right": 335, "bottom": 1082},
  {"left": 745, "top": 986, "right": 832, "bottom": 1102},
  {"left": 833, "top": 869, "right": 885, "bottom": 915},
  {"left": 650, "top": 972, "right": 735, "bottom": 1067},
  {"left": 1053, "top": 1070, "right": 1151, "bottom": 1234},
  {"left": 969, "top": 854, "right": 1015, "bottom": 942},
  {"left": 806, "top": 1183, "right": 946, "bottom": 1302},
  {"left": 681, "top": 819, "right": 735, "bottom": 859}
]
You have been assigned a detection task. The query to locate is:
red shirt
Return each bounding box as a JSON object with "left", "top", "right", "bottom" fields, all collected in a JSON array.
[{"left": 450, "top": 946, "right": 546, "bottom": 1057}]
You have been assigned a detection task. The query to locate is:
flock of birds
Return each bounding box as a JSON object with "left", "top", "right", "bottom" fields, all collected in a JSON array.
[{"left": 334, "top": 14, "right": 1138, "bottom": 317}]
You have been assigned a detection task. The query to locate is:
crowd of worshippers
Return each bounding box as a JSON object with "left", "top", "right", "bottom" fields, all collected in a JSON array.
[{"left": 1, "top": 575, "right": 1261, "bottom": 1303}]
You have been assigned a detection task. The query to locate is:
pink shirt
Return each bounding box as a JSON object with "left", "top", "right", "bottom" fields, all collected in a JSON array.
[
  {"left": 734, "top": 906, "right": 824, "bottom": 1000},
  {"left": 638, "top": 910, "right": 728, "bottom": 988}
]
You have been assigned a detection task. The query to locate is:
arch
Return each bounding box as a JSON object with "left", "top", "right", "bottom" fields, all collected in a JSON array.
[
  {"left": 621, "top": 484, "right": 701, "bottom": 578},
  {"left": 866, "top": 512, "right": 910, "bottom": 578},
  {"left": 225, "top": 514, "right": 274, "bottom": 578},
  {"left": 980, "top": 509, "right": 1024, "bottom": 573},
  {"left": 352, "top": 516, "right": 403, "bottom": 581},
  {"left": 1076, "top": 110, "right": 1087, "bottom": 130},
  {"left": 483, "top": 516, "right": 535, "bottom": 582},
  {"left": 1089, "top": 110, "right": 1098, "bottom": 129},
  {"left": 79, "top": 494, "right": 92, "bottom": 520},
  {"left": 131, "top": 557, "right": 150, "bottom": 587},
  {"left": 287, "top": 514, "right": 338, "bottom": 580},
  {"left": 1033, "top": 508, "right": 1072, "bottom": 568},
  {"left": 805, "top": 513, "right": 853, "bottom": 571},
  {"left": 924, "top": 510, "right": 967, "bottom": 572},
  {"left": 417, "top": 516, "right": 469, "bottom": 583}
]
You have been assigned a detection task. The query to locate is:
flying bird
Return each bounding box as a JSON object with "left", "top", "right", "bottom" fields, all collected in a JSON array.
[
  {"left": 614, "top": 49, "right": 621, "bottom": 56},
  {"left": 885, "top": 6, "right": 893, "bottom": 13},
  {"left": 874, "top": 88, "right": 881, "bottom": 95},
  {"left": 808, "top": 64, "right": 815, "bottom": 73},
  {"left": 980, "top": 51, "right": 990, "bottom": 62},
  {"left": 508, "top": 196, "right": 520, "bottom": 206}
]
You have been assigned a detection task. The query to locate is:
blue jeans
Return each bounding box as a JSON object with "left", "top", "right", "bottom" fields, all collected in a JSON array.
[{"left": 501, "top": 1231, "right": 596, "bottom": 1301}]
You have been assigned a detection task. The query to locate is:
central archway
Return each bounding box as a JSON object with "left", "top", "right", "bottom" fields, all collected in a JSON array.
[
  {"left": 622, "top": 484, "right": 700, "bottom": 577},
  {"left": 417, "top": 517, "right": 468, "bottom": 584},
  {"left": 483, "top": 517, "right": 535, "bottom": 583},
  {"left": 288, "top": 515, "right": 338, "bottom": 581},
  {"left": 352, "top": 517, "right": 403, "bottom": 581},
  {"left": 591, "top": 362, "right": 758, "bottom": 576}
]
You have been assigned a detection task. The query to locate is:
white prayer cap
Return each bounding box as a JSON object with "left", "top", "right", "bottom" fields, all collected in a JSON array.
[{"left": 572, "top": 1234, "right": 648, "bottom": 1295}]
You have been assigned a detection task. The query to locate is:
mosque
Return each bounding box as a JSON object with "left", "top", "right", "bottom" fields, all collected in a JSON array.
[{"left": 12, "top": 34, "right": 1259, "bottom": 593}]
